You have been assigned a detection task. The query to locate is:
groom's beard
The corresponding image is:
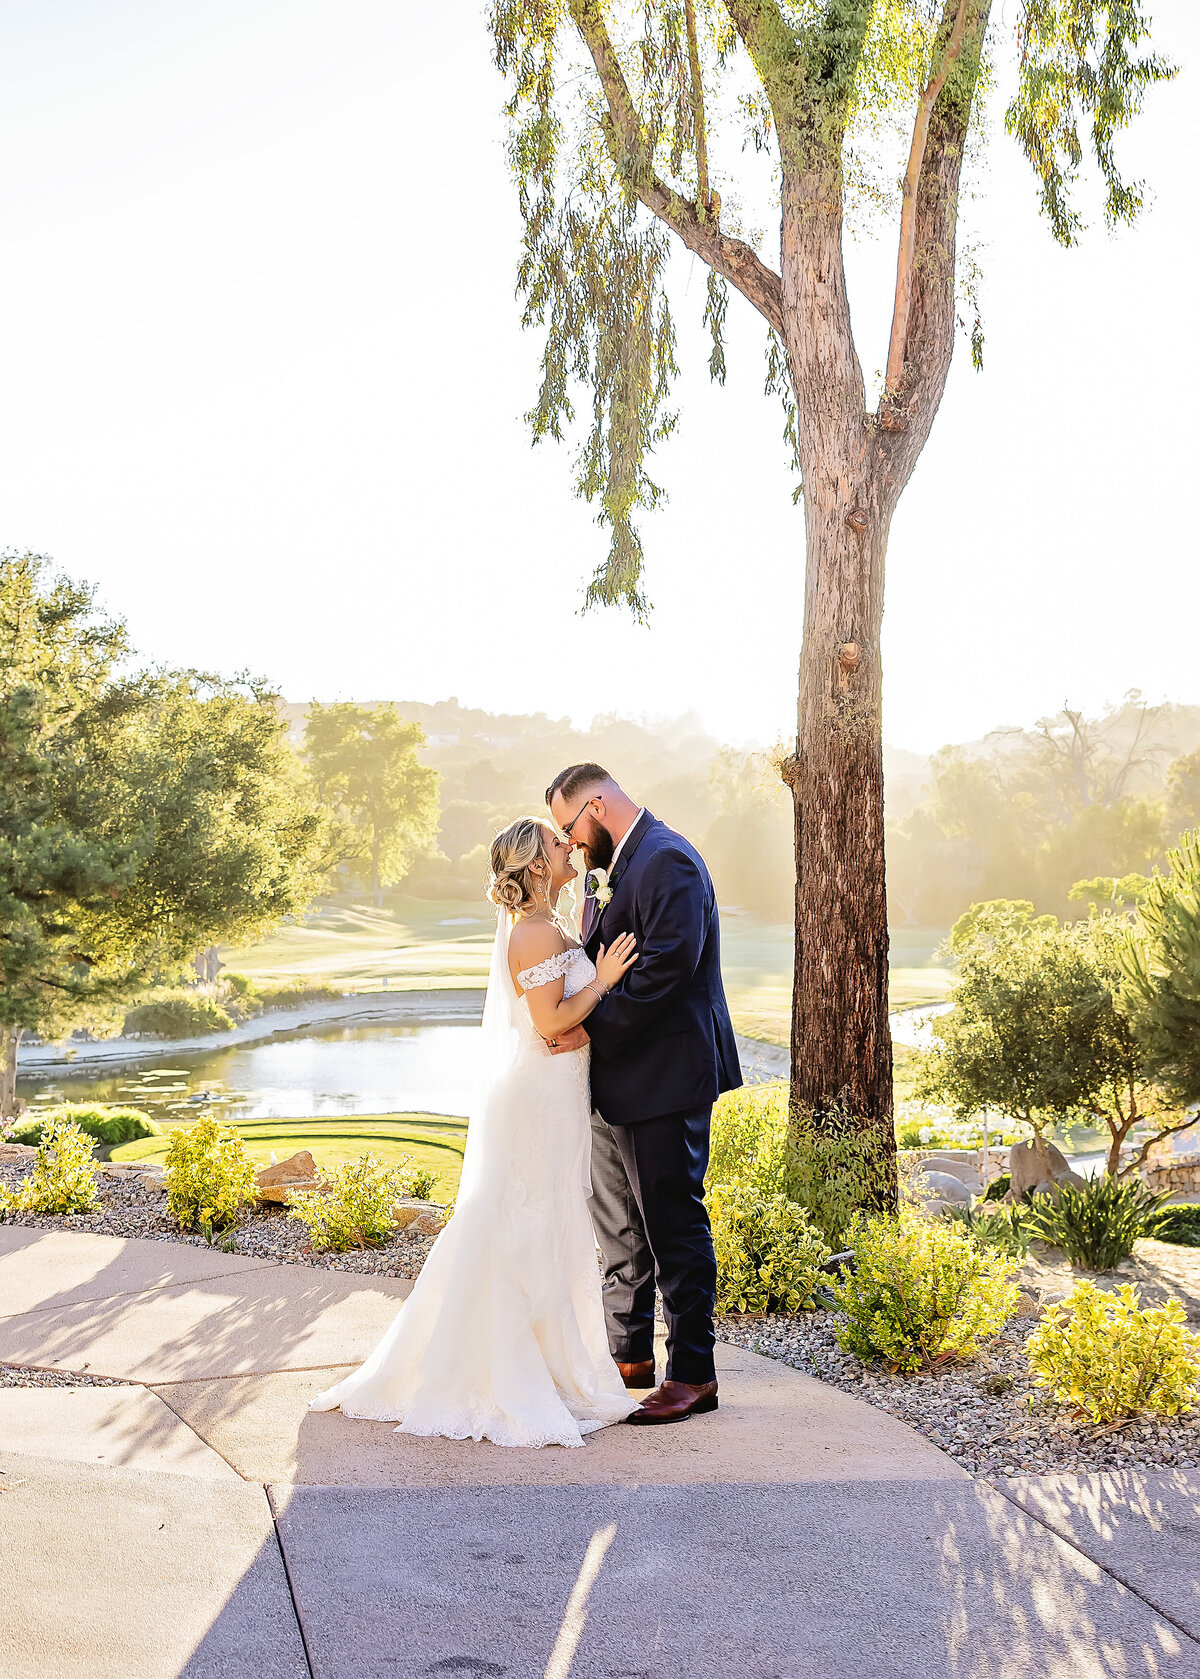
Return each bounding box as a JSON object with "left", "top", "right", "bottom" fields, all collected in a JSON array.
[{"left": 581, "top": 825, "right": 614, "bottom": 873}]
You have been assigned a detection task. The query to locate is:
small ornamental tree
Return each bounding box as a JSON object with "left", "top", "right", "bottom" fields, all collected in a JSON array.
[
  {"left": 304, "top": 702, "right": 440, "bottom": 908},
  {"left": 916, "top": 900, "right": 1194, "bottom": 1177},
  {"left": 0, "top": 553, "right": 332, "bottom": 1114},
  {"left": 1121, "top": 829, "right": 1200, "bottom": 1107},
  {"left": 488, "top": 0, "right": 1174, "bottom": 1203}
]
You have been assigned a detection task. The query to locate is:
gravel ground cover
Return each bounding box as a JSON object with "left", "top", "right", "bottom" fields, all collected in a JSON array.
[
  {"left": 0, "top": 1365, "right": 135, "bottom": 1389},
  {"left": 0, "top": 1163, "right": 438, "bottom": 1282},
  {"left": 7, "top": 1156, "right": 1199, "bottom": 1474},
  {"left": 717, "top": 1308, "right": 1200, "bottom": 1478}
]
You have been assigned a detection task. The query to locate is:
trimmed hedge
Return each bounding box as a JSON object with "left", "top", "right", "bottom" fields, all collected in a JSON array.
[
  {"left": 11, "top": 1103, "right": 159, "bottom": 1150},
  {"left": 123, "top": 995, "right": 235, "bottom": 1037}
]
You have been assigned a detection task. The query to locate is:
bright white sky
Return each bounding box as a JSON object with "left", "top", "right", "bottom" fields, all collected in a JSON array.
[{"left": 1, "top": 1, "right": 1196, "bottom": 754}]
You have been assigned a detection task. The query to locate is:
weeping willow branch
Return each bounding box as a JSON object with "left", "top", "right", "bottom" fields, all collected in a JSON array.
[
  {"left": 683, "top": 0, "right": 712, "bottom": 218},
  {"left": 884, "top": 0, "right": 973, "bottom": 398},
  {"left": 568, "top": 0, "right": 783, "bottom": 333}
]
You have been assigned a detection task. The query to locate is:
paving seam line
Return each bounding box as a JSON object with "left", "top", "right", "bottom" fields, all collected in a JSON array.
[
  {"left": 0, "top": 1258, "right": 280, "bottom": 1324},
  {"left": 266, "top": 1483, "right": 318, "bottom": 1679},
  {"left": 145, "top": 1384, "right": 253, "bottom": 1482},
  {"left": 985, "top": 1476, "right": 1200, "bottom": 1650},
  {"left": 150, "top": 1363, "right": 361, "bottom": 1384}
]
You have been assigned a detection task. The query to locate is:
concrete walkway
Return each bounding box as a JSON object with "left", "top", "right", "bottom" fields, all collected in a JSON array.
[{"left": 1, "top": 1227, "right": 1198, "bottom": 1678}]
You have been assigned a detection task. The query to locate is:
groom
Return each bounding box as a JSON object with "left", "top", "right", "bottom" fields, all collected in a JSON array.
[{"left": 546, "top": 764, "right": 742, "bottom": 1424}]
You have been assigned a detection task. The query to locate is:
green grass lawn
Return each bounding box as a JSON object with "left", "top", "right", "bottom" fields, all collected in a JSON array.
[
  {"left": 112, "top": 1112, "right": 468, "bottom": 1201},
  {"left": 720, "top": 916, "right": 952, "bottom": 1046},
  {"left": 222, "top": 895, "right": 494, "bottom": 991},
  {"left": 223, "top": 893, "right": 951, "bottom": 1051}
]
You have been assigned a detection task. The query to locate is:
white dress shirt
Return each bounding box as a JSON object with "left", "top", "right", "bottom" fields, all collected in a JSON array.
[{"left": 609, "top": 808, "right": 646, "bottom": 871}]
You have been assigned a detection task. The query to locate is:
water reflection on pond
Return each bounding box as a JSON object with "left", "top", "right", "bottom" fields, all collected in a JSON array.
[{"left": 19, "top": 1019, "right": 483, "bottom": 1128}]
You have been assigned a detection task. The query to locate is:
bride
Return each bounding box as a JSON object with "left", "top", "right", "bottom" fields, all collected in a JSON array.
[{"left": 310, "top": 817, "right": 641, "bottom": 1447}]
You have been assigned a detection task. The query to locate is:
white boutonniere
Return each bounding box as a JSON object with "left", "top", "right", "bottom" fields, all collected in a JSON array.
[{"left": 586, "top": 868, "right": 613, "bottom": 908}]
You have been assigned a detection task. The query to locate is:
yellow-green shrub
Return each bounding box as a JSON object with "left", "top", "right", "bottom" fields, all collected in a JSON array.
[
  {"left": 164, "top": 1118, "right": 258, "bottom": 1236},
  {"left": 288, "top": 1154, "right": 416, "bottom": 1252},
  {"left": 710, "top": 1183, "right": 831, "bottom": 1315},
  {"left": 1, "top": 1117, "right": 99, "bottom": 1216},
  {"left": 707, "top": 1084, "right": 885, "bottom": 1249},
  {"left": 834, "top": 1209, "right": 1020, "bottom": 1372},
  {"left": 1026, "top": 1281, "right": 1200, "bottom": 1424},
  {"left": 405, "top": 1165, "right": 439, "bottom": 1201},
  {"left": 706, "top": 1084, "right": 791, "bottom": 1198}
]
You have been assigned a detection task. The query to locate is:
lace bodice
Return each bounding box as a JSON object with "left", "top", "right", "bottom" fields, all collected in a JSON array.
[{"left": 516, "top": 945, "right": 596, "bottom": 999}]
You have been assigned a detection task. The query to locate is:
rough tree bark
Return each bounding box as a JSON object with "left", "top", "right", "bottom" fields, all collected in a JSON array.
[
  {"left": 776, "top": 1, "right": 990, "bottom": 1190},
  {"left": 0, "top": 1027, "right": 23, "bottom": 1121}
]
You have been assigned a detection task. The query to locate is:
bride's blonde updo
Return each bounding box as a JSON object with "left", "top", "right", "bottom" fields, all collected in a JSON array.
[{"left": 487, "top": 817, "right": 555, "bottom": 917}]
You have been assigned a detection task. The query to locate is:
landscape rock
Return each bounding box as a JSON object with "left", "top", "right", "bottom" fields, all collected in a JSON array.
[
  {"left": 255, "top": 1150, "right": 319, "bottom": 1186},
  {"left": 254, "top": 1150, "right": 323, "bottom": 1205},
  {"left": 921, "top": 1158, "right": 983, "bottom": 1195},
  {"left": 99, "top": 1164, "right": 167, "bottom": 1196},
  {"left": 0, "top": 1143, "right": 37, "bottom": 1163},
  {"left": 393, "top": 1199, "right": 445, "bottom": 1234},
  {"left": 914, "top": 1170, "right": 972, "bottom": 1205},
  {"left": 1008, "top": 1137, "right": 1086, "bottom": 1203}
]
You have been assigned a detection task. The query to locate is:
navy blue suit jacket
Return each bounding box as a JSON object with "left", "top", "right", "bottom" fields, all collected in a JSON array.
[{"left": 581, "top": 813, "right": 742, "bottom": 1125}]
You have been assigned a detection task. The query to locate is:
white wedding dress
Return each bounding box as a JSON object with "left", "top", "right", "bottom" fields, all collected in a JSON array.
[{"left": 309, "top": 911, "right": 636, "bottom": 1447}]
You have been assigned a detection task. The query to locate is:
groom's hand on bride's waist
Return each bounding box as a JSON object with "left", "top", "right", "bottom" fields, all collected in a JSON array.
[{"left": 546, "top": 1024, "right": 590, "bottom": 1055}]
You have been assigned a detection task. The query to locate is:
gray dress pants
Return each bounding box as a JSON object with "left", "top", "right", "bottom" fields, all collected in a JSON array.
[{"left": 588, "top": 1105, "right": 717, "bottom": 1384}]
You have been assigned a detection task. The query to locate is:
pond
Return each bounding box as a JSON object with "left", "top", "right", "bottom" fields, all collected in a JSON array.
[
  {"left": 19, "top": 1005, "right": 927, "bottom": 1130},
  {"left": 18, "top": 1019, "right": 483, "bottom": 1130}
]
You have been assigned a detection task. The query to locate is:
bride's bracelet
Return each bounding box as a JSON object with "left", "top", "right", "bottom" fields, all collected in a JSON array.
[{"left": 584, "top": 982, "right": 609, "bottom": 1004}]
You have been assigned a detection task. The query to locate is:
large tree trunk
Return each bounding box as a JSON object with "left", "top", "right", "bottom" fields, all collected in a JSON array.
[
  {"left": 0, "top": 1027, "right": 23, "bottom": 1120},
  {"left": 778, "top": 155, "right": 897, "bottom": 1203},
  {"left": 787, "top": 504, "right": 895, "bottom": 1202},
  {"left": 371, "top": 830, "right": 383, "bottom": 911},
  {"left": 775, "top": 6, "right": 985, "bottom": 1201}
]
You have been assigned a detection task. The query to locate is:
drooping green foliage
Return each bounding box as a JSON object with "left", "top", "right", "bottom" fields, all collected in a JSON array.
[
  {"left": 1006, "top": 0, "right": 1176, "bottom": 246},
  {"left": 1120, "top": 830, "right": 1200, "bottom": 1105},
  {"left": 489, "top": 0, "right": 1170, "bottom": 608},
  {"left": 944, "top": 1200, "right": 1032, "bottom": 1258}
]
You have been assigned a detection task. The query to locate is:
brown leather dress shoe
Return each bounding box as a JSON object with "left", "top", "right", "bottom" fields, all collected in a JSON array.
[
  {"left": 616, "top": 1359, "right": 656, "bottom": 1390},
  {"left": 625, "top": 1379, "right": 718, "bottom": 1424}
]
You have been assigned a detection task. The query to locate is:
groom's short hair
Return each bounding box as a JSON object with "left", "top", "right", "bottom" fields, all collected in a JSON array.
[{"left": 545, "top": 762, "right": 611, "bottom": 807}]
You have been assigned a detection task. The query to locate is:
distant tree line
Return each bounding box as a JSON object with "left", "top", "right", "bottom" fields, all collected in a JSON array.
[
  {"left": 887, "top": 698, "right": 1200, "bottom": 927},
  {"left": 299, "top": 693, "right": 1200, "bottom": 936}
]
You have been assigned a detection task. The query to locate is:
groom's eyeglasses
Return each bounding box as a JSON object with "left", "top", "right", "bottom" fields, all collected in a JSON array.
[{"left": 561, "top": 796, "right": 600, "bottom": 840}]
